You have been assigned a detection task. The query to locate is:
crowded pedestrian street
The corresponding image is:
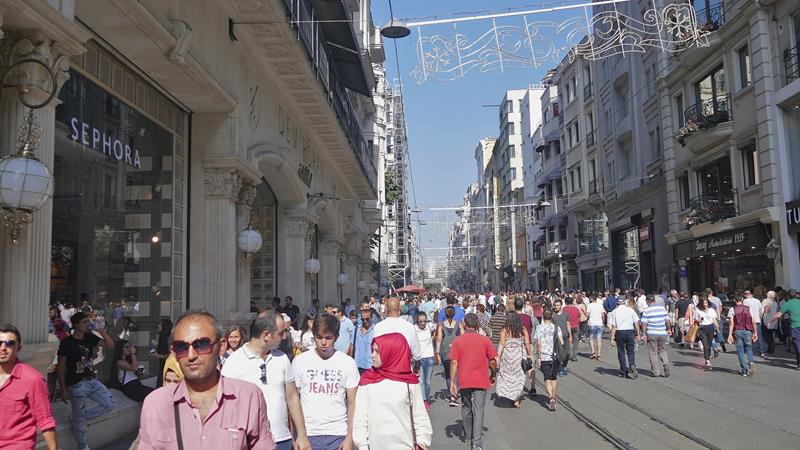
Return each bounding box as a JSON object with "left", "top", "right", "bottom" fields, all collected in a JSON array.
[{"left": 2, "top": 1, "right": 800, "bottom": 450}]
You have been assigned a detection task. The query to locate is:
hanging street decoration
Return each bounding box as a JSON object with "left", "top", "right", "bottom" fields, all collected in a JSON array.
[{"left": 409, "top": 2, "right": 710, "bottom": 84}]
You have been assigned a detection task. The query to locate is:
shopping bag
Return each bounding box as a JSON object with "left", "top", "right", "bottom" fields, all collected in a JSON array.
[{"left": 684, "top": 323, "right": 699, "bottom": 343}]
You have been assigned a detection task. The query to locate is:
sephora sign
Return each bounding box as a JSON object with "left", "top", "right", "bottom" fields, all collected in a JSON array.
[{"left": 68, "top": 117, "right": 142, "bottom": 169}]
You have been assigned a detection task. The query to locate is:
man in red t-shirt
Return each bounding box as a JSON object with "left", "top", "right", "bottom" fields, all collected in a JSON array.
[
  {"left": 449, "top": 313, "right": 497, "bottom": 450},
  {"left": 563, "top": 298, "right": 582, "bottom": 362}
]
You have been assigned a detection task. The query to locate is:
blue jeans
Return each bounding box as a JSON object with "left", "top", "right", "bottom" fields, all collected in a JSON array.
[
  {"left": 756, "top": 323, "right": 766, "bottom": 354},
  {"left": 419, "top": 357, "right": 434, "bottom": 401},
  {"left": 68, "top": 378, "right": 115, "bottom": 447},
  {"left": 733, "top": 330, "right": 754, "bottom": 373},
  {"left": 615, "top": 330, "right": 636, "bottom": 373}
]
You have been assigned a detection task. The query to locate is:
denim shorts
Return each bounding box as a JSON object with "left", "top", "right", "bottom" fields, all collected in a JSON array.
[
  {"left": 308, "top": 435, "right": 345, "bottom": 450},
  {"left": 589, "top": 325, "right": 604, "bottom": 339}
]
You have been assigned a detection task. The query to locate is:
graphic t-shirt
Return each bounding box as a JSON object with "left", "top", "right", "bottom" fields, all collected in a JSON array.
[
  {"left": 291, "top": 350, "right": 360, "bottom": 436},
  {"left": 57, "top": 333, "right": 101, "bottom": 386}
]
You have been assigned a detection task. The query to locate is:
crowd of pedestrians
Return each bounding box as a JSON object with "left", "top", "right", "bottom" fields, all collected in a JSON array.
[{"left": 3, "top": 286, "right": 799, "bottom": 450}]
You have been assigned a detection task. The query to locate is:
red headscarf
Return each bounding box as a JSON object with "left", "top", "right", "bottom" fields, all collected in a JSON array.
[{"left": 358, "top": 333, "right": 419, "bottom": 386}]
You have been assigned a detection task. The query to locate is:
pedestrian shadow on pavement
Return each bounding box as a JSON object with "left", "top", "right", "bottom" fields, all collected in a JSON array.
[
  {"left": 671, "top": 360, "right": 741, "bottom": 375},
  {"left": 490, "top": 392, "right": 515, "bottom": 408},
  {"left": 444, "top": 421, "right": 489, "bottom": 443},
  {"left": 593, "top": 366, "right": 624, "bottom": 377}
]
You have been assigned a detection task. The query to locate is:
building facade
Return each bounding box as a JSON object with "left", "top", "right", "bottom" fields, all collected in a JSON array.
[{"left": 1, "top": 0, "right": 384, "bottom": 367}]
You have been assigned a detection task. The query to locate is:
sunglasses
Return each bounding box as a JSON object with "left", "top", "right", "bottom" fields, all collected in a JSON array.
[
  {"left": 171, "top": 337, "right": 218, "bottom": 359},
  {"left": 260, "top": 363, "right": 267, "bottom": 385},
  {"left": 0, "top": 339, "right": 18, "bottom": 348}
]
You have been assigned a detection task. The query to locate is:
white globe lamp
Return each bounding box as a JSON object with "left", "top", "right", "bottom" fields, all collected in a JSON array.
[
  {"left": 305, "top": 258, "right": 321, "bottom": 274},
  {"left": 237, "top": 227, "right": 263, "bottom": 264},
  {"left": 337, "top": 273, "right": 349, "bottom": 286}
]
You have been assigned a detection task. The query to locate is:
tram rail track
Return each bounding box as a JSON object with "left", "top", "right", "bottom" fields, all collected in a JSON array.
[{"left": 535, "top": 370, "right": 722, "bottom": 450}]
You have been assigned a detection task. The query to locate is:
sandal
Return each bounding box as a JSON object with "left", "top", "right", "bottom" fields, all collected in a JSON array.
[{"left": 514, "top": 399, "right": 521, "bottom": 408}]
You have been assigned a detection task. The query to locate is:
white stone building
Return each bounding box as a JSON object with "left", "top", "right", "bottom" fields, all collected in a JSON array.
[{"left": 0, "top": 0, "right": 384, "bottom": 369}]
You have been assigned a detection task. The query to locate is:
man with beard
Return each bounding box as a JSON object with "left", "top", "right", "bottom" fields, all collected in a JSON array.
[{"left": 138, "top": 310, "right": 275, "bottom": 450}]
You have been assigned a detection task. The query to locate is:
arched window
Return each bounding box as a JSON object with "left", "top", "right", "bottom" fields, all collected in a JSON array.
[{"left": 250, "top": 181, "right": 277, "bottom": 309}]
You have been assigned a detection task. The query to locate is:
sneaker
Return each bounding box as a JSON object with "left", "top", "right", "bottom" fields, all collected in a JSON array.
[
  {"left": 449, "top": 396, "right": 459, "bottom": 407},
  {"left": 759, "top": 353, "right": 766, "bottom": 359},
  {"left": 570, "top": 356, "right": 578, "bottom": 362},
  {"left": 704, "top": 363, "right": 712, "bottom": 372},
  {"left": 748, "top": 362, "right": 756, "bottom": 376},
  {"left": 713, "top": 349, "right": 720, "bottom": 358},
  {"left": 548, "top": 398, "right": 557, "bottom": 411},
  {"left": 742, "top": 371, "right": 748, "bottom": 377},
  {"left": 630, "top": 366, "right": 639, "bottom": 379},
  {"left": 663, "top": 364, "right": 670, "bottom": 378},
  {"left": 424, "top": 400, "right": 431, "bottom": 410}
]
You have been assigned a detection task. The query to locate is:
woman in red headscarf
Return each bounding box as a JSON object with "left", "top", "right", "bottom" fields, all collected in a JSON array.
[{"left": 353, "top": 333, "right": 432, "bottom": 449}]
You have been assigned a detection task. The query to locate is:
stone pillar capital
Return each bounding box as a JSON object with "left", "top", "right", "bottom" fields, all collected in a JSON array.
[
  {"left": 1, "top": 32, "right": 72, "bottom": 107},
  {"left": 319, "top": 237, "right": 340, "bottom": 255},
  {"left": 204, "top": 168, "right": 242, "bottom": 200},
  {"left": 284, "top": 214, "right": 309, "bottom": 238}
]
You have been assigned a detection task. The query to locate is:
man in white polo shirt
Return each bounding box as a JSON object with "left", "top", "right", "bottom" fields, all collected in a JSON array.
[
  {"left": 374, "top": 297, "right": 421, "bottom": 361},
  {"left": 222, "top": 311, "right": 311, "bottom": 450}
]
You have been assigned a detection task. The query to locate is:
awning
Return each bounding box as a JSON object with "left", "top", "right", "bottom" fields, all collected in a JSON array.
[{"left": 312, "top": 0, "right": 371, "bottom": 96}]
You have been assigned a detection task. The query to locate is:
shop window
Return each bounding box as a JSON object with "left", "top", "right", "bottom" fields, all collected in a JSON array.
[
  {"left": 675, "top": 94, "right": 684, "bottom": 127},
  {"left": 678, "top": 175, "right": 691, "bottom": 210}
]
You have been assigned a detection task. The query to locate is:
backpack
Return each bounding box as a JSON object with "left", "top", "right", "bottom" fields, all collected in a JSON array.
[
  {"left": 440, "top": 323, "right": 461, "bottom": 359},
  {"left": 553, "top": 329, "right": 569, "bottom": 363}
]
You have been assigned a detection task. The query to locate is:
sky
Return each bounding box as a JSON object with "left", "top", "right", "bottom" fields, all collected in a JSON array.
[{"left": 370, "top": 1, "right": 587, "bottom": 273}]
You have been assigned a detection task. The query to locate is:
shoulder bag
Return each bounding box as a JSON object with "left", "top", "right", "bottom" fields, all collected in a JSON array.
[
  {"left": 553, "top": 327, "right": 569, "bottom": 363},
  {"left": 174, "top": 402, "right": 185, "bottom": 450},
  {"left": 520, "top": 338, "right": 533, "bottom": 372},
  {"left": 407, "top": 384, "right": 424, "bottom": 450}
]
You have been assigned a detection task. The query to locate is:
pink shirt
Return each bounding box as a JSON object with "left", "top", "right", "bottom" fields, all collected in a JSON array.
[
  {"left": 0, "top": 362, "right": 57, "bottom": 450},
  {"left": 138, "top": 375, "right": 276, "bottom": 450}
]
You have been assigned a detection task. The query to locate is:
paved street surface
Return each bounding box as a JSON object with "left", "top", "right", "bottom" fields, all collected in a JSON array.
[{"left": 100, "top": 340, "right": 800, "bottom": 450}]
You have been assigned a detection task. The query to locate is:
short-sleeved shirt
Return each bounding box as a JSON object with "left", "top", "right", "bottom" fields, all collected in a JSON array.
[
  {"left": 533, "top": 323, "right": 563, "bottom": 362},
  {"left": 518, "top": 313, "right": 533, "bottom": 338},
  {"left": 449, "top": 332, "right": 497, "bottom": 390},
  {"left": 335, "top": 318, "right": 356, "bottom": 353},
  {"left": 57, "top": 333, "right": 101, "bottom": 386},
  {"left": 676, "top": 299, "right": 692, "bottom": 319},
  {"left": 552, "top": 312, "right": 570, "bottom": 339},
  {"left": 220, "top": 344, "right": 294, "bottom": 442},
  {"left": 438, "top": 306, "right": 465, "bottom": 323},
  {"left": 779, "top": 298, "right": 800, "bottom": 329},
  {"left": 488, "top": 313, "right": 506, "bottom": 345},
  {"left": 587, "top": 302, "right": 605, "bottom": 326},
  {"left": 743, "top": 297, "right": 762, "bottom": 323},
  {"left": 0, "top": 362, "right": 57, "bottom": 449},
  {"left": 563, "top": 305, "right": 581, "bottom": 329},
  {"left": 609, "top": 306, "right": 640, "bottom": 331},
  {"left": 291, "top": 350, "right": 360, "bottom": 436},
  {"left": 138, "top": 376, "right": 275, "bottom": 450},
  {"left": 641, "top": 305, "right": 669, "bottom": 336}
]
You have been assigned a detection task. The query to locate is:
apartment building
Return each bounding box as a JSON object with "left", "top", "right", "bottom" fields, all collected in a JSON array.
[{"left": 660, "top": 0, "right": 800, "bottom": 293}]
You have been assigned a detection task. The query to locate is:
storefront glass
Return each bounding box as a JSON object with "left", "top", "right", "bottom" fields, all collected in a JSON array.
[
  {"left": 51, "top": 41, "right": 187, "bottom": 374},
  {"left": 613, "top": 228, "right": 640, "bottom": 289},
  {"left": 250, "top": 182, "right": 277, "bottom": 309}
]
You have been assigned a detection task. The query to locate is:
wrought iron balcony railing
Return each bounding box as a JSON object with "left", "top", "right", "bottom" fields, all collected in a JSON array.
[
  {"left": 683, "top": 189, "right": 738, "bottom": 229},
  {"left": 684, "top": 94, "right": 731, "bottom": 128},
  {"left": 784, "top": 44, "right": 799, "bottom": 83},
  {"left": 695, "top": 3, "right": 725, "bottom": 32},
  {"left": 281, "top": 0, "right": 377, "bottom": 193}
]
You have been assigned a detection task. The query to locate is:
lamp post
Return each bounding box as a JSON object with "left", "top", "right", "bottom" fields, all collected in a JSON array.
[{"left": 0, "top": 58, "right": 58, "bottom": 244}]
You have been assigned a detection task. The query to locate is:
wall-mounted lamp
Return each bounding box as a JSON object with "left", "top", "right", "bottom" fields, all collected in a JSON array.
[{"left": 0, "top": 58, "right": 58, "bottom": 244}]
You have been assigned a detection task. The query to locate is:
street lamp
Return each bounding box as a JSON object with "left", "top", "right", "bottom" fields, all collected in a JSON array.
[
  {"left": 0, "top": 58, "right": 59, "bottom": 244},
  {"left": 380, "top": 19, "right": 411, "bottom": 39}
]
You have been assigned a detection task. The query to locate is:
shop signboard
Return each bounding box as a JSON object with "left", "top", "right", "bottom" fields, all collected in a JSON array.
[
  {"left": 675, "top": 225, "right": 769, "bottom": 259},
  {"left": 787, "top": 200, "right": 800, "bottom": 233}
]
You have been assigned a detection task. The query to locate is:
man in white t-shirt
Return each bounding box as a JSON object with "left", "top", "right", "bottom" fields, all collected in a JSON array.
[
  {"left": 743, "top": 290, "right": 765, "bottom": 356},
  {"left": 414, "top": 311, "right": 436, "bottom": 410},
  {"left": 374, "top": 297, "right": 421, "bottom": 360},
  {"left": 636, "top": 289, "right": 648, "bottom": 314},
  {"left": 222, "top": 311, "right": 311, "bottom": 450},
  {"left": 586, "top": 296, "right": 606, "bottom": 360},
  {"left": 291, "top": 313, "right": 360, "bottom": 450}
]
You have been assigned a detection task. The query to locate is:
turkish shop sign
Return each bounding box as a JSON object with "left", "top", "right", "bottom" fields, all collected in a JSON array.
[
  {"left": 676, "top": 225, "right": 769, "bottom": 259},
  {"left": 787, "top": 200, "right": 800, "bottom": 233},
  {"left": 68, "top": 117, "right": 142, "bottom": 169}
]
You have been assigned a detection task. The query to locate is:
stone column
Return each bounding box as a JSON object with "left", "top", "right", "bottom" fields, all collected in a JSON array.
[
  {"left": 278, "top": 209, "right": 308, "bottom": 310},
  {"left": 201, "top": 169, "right": 241, "bottom": 317},
  {"left": 343, "top": 253, "right": 359, "bottom": 302},
  {"left": 0, "top": 36, "right": 71, "bottom": 345},
  {"left": 318, "top": 236, "right": 340, "bottom": 304}
]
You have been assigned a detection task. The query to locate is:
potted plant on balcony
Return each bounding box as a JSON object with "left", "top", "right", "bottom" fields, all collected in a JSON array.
[{"left": 675, "top": 119, "right": 701, "bottom": 146}]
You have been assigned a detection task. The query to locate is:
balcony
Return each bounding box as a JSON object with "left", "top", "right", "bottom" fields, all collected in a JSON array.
[
  {"left": 677, "top": 95, "right": 732, "bottom": 150},
  {"left": 784, "top": 44, "right": 799, "bottom": 84},
  {"left": 695, "top": 3, "right": 725, "bottom": 33},
  {"left": 583, "top": 84, "right": 592, "bottom": 101},
  {"left": 683, "top": 189, "right": 738, "bottom": 229},
  {"left": 589, "top": 179, "right": 600, "bottom": 196},
  {"left": 281, "top": 0, "right": 377, "bottom": 192}
]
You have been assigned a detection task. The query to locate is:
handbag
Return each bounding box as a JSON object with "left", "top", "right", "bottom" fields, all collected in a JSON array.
[
  {"left": 520, "top": 339, "right": 533, "bottom": 372},
  {"left": 684, "top": 323, "right": 699, "bottom": 343},
  {"left": 407, "top": 384, "right": 424, "bottom": 450}
]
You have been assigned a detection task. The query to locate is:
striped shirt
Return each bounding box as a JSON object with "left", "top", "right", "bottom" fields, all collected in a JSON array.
[{"left": 641, "top": 305, "right": 669, "bottom": 336}]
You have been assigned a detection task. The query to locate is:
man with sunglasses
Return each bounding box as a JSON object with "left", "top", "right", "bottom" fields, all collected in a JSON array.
[
  {"left": 57, "top": 311, "right": 116, "bottom": 450},
  {"left": 138, "top": 310, "right": 275, "bottom": 450},
  {"left": 292, "top": 313, "right": 360, "bottom": 450},
  {"left": 0, "top": 324, "right": 58, "bottom": 450},
  {"left": 222, "top": 311, "right": 312, "bottom": 450}
]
